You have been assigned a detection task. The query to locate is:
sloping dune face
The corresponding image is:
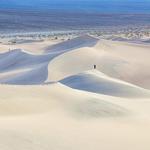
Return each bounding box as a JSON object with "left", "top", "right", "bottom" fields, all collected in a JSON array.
[
  {"left": 60, "top": 70, "right": 150, "bottom": 98},
  {"left": 0, "top": 35, "right": 99, "bottom": 85},
  {"left": 45, "top": 35, "right": 99, "bottom": 53},
  {"left": 94, "top": 40, "right": 150, "bottom": 89},
  {"left": 0, "top": 83, "right": 126, "bottom": 117},
  {"left": 0, "top": 49, "right": 51, "bottom": 72},
  {"left": 0, "top": 35, "right": 150, "bottom": 91},
  {"left": 0, "top": 49, "right": 53, "bottom": 84},
  {"left": 47, "top": 38, "right": 150, "bottom": 89}
]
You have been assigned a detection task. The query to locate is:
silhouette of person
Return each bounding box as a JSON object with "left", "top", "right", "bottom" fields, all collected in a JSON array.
[{"left": 94, "top": 65, "right": 96, "bottom": 69}]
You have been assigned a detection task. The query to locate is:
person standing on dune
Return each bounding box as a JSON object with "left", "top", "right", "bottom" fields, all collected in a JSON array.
[{"left": 94, "top": 65, "right": 96, "bottom": 69}]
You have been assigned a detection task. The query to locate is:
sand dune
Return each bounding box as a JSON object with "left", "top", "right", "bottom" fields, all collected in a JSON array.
[
  {"left": 94, "top": 40, "right": 150, "bottom": 89},
  {"left": 0, "top": 39, "right": 58, "bottom": 54},
  {"left": 0, "top": 35, "right": 98, "bottom": 84},
  {"left": 0, "top": 49, "right": 53, "bottom": 84},
  {"left": 0, "top": 35, "right": 149, "bottom": 89},
  {"left": 0, "top": 35, "right": 150, "bottom": 90},
  {"left": 45, "top": 35, "right": 98, "bottom": 53},
  {"left": 47, "top": 38, "right": 150, "bottom": 90},
  {"left": 0, "top": 83, "right": 127, "bottom": 117},
  {"left": 1, "top": 82, "right": 148, "bottom": 150},
  {"left": 0, "top": 63, "right": 48, "bottom": 85},
  {"left": 0, "top": 49, "right": 52, "bottom": 72},
  {"left": 47, "top": 46, "right": 102, "bottom": 81},
  {"left": 0, "top": 35, "right": 150, "bottom": 150},
  {"left": 61, "top": 70, "right": 150, "bottom": 98}
]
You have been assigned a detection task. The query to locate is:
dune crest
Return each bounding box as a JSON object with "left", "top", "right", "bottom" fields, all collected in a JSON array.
[
  {"left": 45, "top": 35, "right": 99, "bottom": 53},
  {"left": 0, "top": 83, "right": 127, "bottom": 117},
  {"left": 47, "top": 38, "right": 150, "bottom": 90},
  {"left": 60, "top": 69, "right": 150, "bottom": 98}
]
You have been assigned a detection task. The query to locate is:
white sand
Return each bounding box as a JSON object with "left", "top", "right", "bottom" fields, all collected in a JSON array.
[{"left": 0, "top": 35, "right": 150, "bottom": 150}]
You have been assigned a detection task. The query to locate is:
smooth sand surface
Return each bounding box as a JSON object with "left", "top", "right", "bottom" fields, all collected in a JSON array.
[{"left": 0, "top": 35, "right": 150, "bottom": 150}]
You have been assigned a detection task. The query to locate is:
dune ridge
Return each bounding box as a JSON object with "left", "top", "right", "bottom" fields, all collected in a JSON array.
[
  {"left": 45, "top": 35, "right": 99, "bottom": 53},
  {"left": 60, "top": 69, "right": 150, "bottom": 98},
  {"left": 0, "top": 82, "right": 127, "bottom": 117},
  {"left": 0, "top": 35, "right": 99, "bottom": 84}
]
